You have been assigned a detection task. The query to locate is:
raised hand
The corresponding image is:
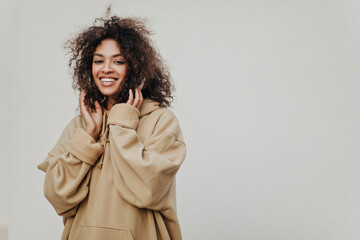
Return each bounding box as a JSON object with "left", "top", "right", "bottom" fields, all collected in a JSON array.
[
  {"left": 79, "top": 91, "right": 103, "bottom": 140},
  {"left": 127, "top": 87, "right": 143, "bottom": 110}
]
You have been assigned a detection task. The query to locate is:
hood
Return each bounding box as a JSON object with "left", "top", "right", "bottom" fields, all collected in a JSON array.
[{"left": 139, "top": 99, "right": 163, "bottom": 117}]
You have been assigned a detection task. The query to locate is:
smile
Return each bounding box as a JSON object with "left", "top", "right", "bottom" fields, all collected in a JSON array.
[{"left": 100, "top": 78, "right": 118, "bottom": 82}]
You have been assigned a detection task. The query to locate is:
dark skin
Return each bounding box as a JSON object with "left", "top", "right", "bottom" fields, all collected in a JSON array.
[{"left": 79, "top": 87, "right": 143, "bottom": 140}]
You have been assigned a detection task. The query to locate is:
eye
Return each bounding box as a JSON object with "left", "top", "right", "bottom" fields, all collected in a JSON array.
[
  {"left": 114, "top": 60, "right": 125, "bottom": 65},
  {"left": 93, "top": 60, "right": 103, "bottom": 64}
]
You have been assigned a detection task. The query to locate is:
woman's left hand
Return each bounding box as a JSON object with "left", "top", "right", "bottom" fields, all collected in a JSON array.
[{"left": 127, "top": 87, "right": 143, "bottom": 110}]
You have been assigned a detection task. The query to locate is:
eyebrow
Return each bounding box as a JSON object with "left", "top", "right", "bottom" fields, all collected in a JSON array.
[{"left": 93, "top": 53, "right": 124, "bottom": 57}]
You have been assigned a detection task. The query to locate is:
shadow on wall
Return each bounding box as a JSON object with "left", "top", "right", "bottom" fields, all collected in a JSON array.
[{"left": 0, "top": 225, "right": 7, "bottom": 240}]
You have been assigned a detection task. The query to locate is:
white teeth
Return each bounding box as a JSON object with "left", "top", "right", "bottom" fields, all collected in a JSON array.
[{"left": 101, "top": 78, "right": 115, "bottom": 82}]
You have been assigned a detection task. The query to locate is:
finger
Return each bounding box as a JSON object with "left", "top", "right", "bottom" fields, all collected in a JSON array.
[
  {"left": 79, "top": 91, "right": 92, "bottom": 120},
  {"left": 79, "top": 91, "right": 85, "bottom": 105},
  {"left": 94, "top": 100, "right": 102, "bottom": 113},
  {"left": 92, "top": 101, "right": 103, "bottom": 128},
  {"left": 127, "top": 89, "right": 134, "bottom": 105},
  {"left": 79, "top": 91, "right": 86, "bottom": 113},
  {"left": 136, "top": 87, "right": 143, "bottom": 109},
  {"left": 138, "top": 87, "right": 143, "bottom": 101},
  {"left": 133, "top": 87, "right": 140, "bottom": 108},
  {"left": 138, "top": 88, "right": 143, "bottom": 108},
  {"left": 93, "top": 101, "right": 103, "bottom": 119},
  {"left": 93, "top": 101, "right": 102, "bottom": 116}
]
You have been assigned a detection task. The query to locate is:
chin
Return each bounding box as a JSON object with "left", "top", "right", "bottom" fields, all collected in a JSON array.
[
  {"left": 97, "top": 87, "right": 119, "bottom": 96},
  {"left": 101, "top": 92, "right": 116, "bottom": 98}
]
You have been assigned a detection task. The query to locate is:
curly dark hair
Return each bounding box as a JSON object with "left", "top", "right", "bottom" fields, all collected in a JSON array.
[{"left": 65, "top": 16, "right": 173, "bottom": 109}]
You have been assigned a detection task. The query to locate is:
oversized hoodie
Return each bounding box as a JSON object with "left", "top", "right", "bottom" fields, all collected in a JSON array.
[{"left": 38, "top": 99, "right": 186, "bottom": 240}]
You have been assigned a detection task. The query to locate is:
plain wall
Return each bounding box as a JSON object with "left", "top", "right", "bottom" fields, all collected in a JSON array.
[
  {"left": 0, "top": 0, "right": 12, "bottom": 239},
  {"left": 3, "top": 0, "right": 360, "bottom": 239}
]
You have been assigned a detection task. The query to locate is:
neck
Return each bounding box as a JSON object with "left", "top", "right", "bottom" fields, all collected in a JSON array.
[{"left": 107, "top": 98, "right": 115, "bottom": 111}]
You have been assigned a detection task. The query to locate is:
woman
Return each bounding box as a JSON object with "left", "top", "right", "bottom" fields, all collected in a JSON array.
[{"left": 38, "top": 15, "right": 186, "bottom": 240}]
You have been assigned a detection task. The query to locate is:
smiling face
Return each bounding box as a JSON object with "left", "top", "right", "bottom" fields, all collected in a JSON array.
[{"left": 92, "top": 39, "right": 127, "bottom": 103}]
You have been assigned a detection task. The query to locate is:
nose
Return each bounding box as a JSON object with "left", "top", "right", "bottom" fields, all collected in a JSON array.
[{"left": 101, "top": 61, "right": 114, "bottom": 73}]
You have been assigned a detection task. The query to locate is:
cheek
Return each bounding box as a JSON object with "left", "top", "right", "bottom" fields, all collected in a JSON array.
[
  {"left": 117, "top": 65, "right": 127, "bottom": 75},
  {"left": 122, "top": 68, "right": 128, "bottom": 77},
  {"left": 92, "top": 65, "right": 99, "bottom": 78}
]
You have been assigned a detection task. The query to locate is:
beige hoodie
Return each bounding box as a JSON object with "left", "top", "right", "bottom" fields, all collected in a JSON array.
[{"left": 38, "top": 99, "right": 186, "bottom": 240}]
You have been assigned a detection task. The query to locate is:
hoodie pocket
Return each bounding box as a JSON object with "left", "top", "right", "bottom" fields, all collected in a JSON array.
[{"left": 77, "top": 226, "right": 134, "bottom": 240}]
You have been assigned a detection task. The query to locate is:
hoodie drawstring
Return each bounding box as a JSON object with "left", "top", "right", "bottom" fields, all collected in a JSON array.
[{"left": 96, "top": 111, "right": 109, "bottom": 169}]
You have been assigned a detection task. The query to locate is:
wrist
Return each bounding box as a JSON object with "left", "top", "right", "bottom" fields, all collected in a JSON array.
[{"left": 86, "top": 128, "right": 99, "bottom": 140}]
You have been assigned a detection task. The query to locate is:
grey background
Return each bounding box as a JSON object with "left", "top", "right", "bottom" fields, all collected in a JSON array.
[{"left": 1, "top": 0, "right": 360, "bottom": 239}]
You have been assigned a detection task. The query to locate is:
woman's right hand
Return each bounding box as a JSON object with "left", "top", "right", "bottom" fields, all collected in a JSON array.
[{"left": 79, "top": 91, "right": 103, "bottom": 140}]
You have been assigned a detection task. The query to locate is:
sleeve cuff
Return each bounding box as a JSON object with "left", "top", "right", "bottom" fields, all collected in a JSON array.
[
  {"left": 107, "top": 103, "right": 140, "bottom": 130},
  {"left": 68, "top": 128, "right": 104, "bottom": 165}
]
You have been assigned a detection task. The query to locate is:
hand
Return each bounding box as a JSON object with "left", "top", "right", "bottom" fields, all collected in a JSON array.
[
  {"left": 127, "top": 87, "right": 143, "bottom": 110},
  {"left": 79, "top": 91, "right": 103, "bottom": 140}
]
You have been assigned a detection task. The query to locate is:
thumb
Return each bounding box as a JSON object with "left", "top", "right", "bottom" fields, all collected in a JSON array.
[
  {"left": 94, "top": 100, "right": 102, "bottom": 112},
  {"left": 93, "top": 101, "right": 103, "bottom": 122}
]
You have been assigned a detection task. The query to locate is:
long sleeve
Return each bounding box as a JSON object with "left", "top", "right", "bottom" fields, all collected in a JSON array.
[
  {"left": 38, "top": 117, "right": 104, "bottom": 217},
  {"left": 107, "top": 104, "right": 186, "bottom": 210}
]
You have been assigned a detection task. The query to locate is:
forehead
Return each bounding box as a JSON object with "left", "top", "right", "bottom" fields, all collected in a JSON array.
[{"left": 94, "top": 39, "right": 121, "bottom": 54}]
